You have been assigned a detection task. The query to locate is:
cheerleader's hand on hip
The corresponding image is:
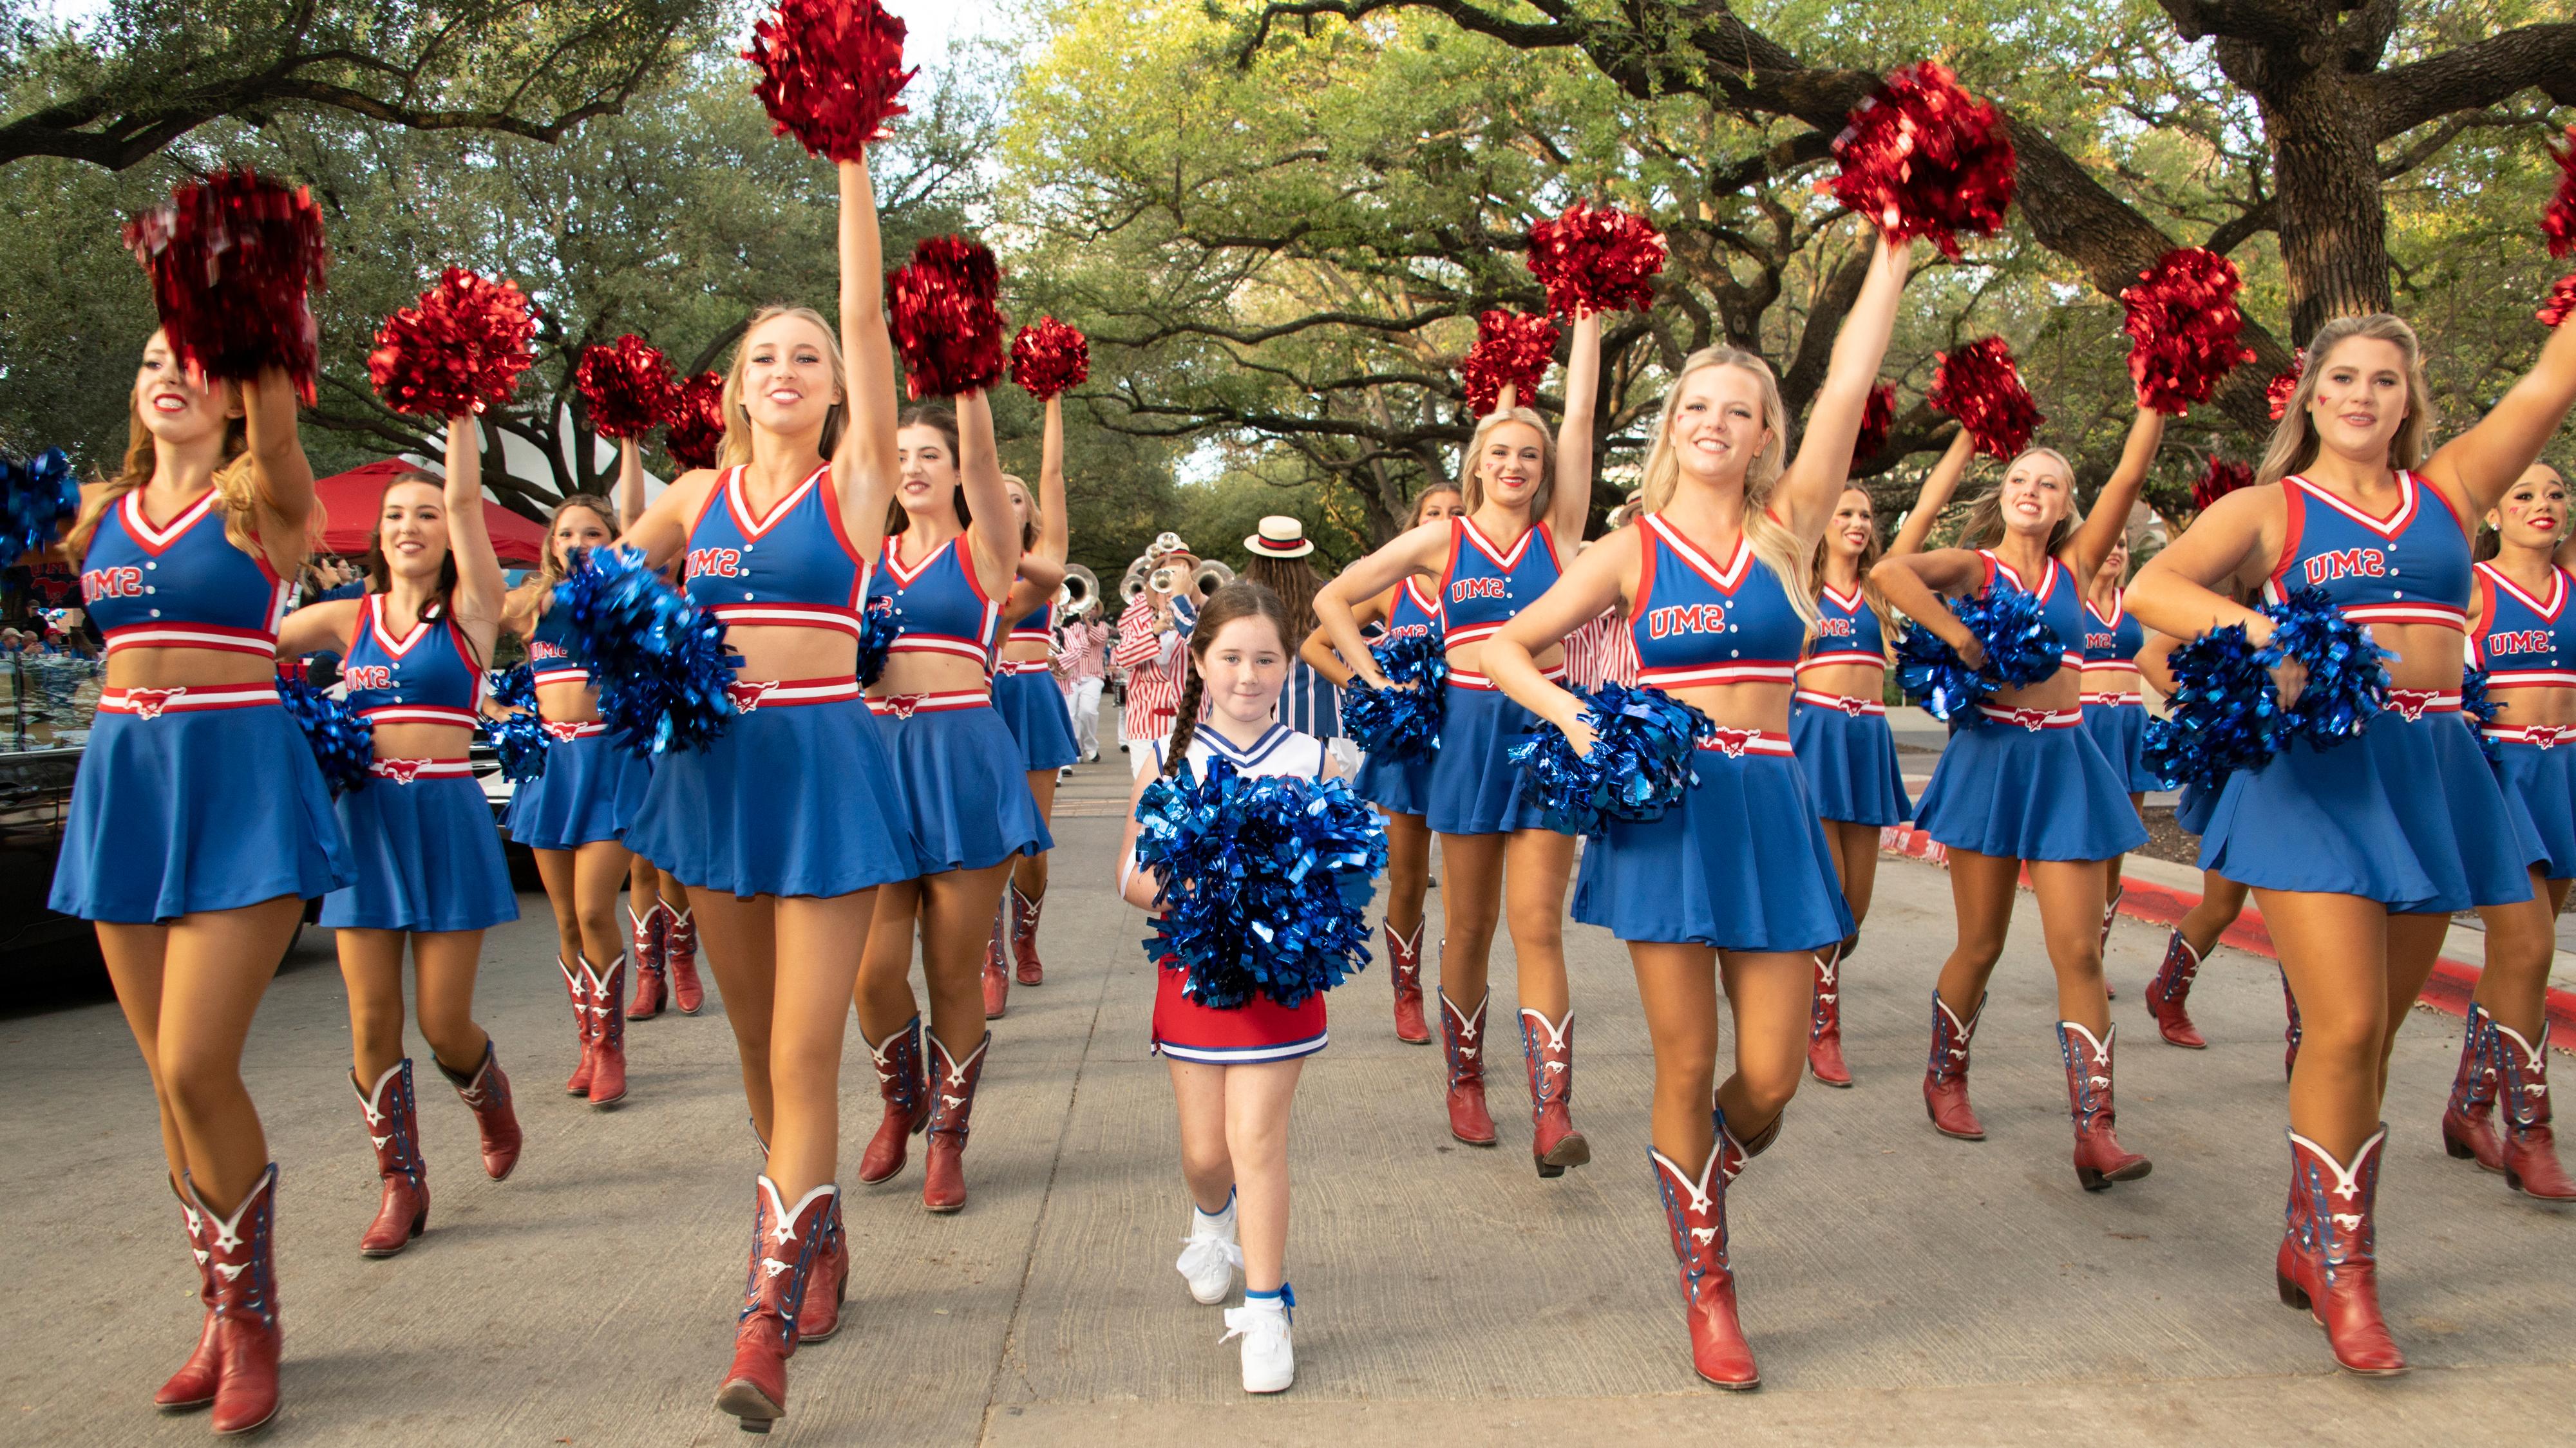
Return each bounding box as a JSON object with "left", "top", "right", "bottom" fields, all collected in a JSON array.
[{"left": 2246, "top": 616, "right": 2306, "bottom": 711}]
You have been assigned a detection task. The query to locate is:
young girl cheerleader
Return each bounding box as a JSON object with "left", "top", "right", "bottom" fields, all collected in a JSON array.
[
  {"left": 1792, "top": 431, "right": 1968, "bottom": 1086},
  {"left": 1875, "top": 403, "right": 2165, "bottom": 1189},
  {"left": 1483, "top": 229, "right": 1911, "bottom": 1387},
  {"left": 50, "top": 339, "right": 350, "bottom": 1434},
  {"left": 2079, "top": 532, "right": 2163, "bottom": 971},
  {"left": 851, "top": 399, "right": 1050, "bottom": 1213},
  {"left": 1119, "top": 580, "right": 1340, "bottom": 1394},
  {"left": 1314, "top": 318, "right": 1600, "bottom": 1174},
  {"left": 275, "top": 423, "right": 520, "bottom": 1255},
  {"left": 615, "top": 156, "right": 918, "bottom": 1431},
  {"left": 1300, "top": 484, "right": 1464, "bottom": 1044},
  {"left": 981, "top": 398, "right": 1077, "bottom": 1007},
  {"left": 2127, "top": 313, "right": 2576, "bottom": 1375}
]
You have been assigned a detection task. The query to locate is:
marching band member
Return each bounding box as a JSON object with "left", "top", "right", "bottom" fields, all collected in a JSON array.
[{"left": 1115, "top": 542, "right": 1192, "bottom": 777}]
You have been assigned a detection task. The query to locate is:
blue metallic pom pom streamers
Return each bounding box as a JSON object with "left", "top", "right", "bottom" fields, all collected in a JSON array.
[
  {"left": 279, "top": 672, "right": 373, "bottom": 796},
  {"left": 855, "top": 597, "right": 894, "bottom": 687},
  {"left": 1, "top": 448, "right": 79, "bottom": 562},
  {"left": 2461, "top": 665, "right": 2501, "bottom": 763},
  {"left": 1338, "top": 632, "right": 1446, "bottom": 762},
  {"left": 553, "top": 547, "right": 741, "bottom": 757},
  {"left": 1894, "top": 587, "right": 2063, "bottom": 726},
  {"left": 480, "top": 663, "right": 548, "bottom": 781},
  {"left": 1508, "top": 681, "right": 1710, "bottom": 836},
  {"left": 1134, "top": 758, "right": 1388, "bottom": 1011},
  {"left": 2257, "top": 586, "right": 2386, "bottom": 744},
  {"left": 2141, "top": 624, "right": 2277, "bottom": 788},
  {"left": 488, "top": 662, "right": 538, "bottom": 713}
]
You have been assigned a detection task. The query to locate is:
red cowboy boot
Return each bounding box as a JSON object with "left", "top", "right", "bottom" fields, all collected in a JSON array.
[
  {"left": 2278, "top": 1127, "right": 2405, "bottom": 1376},
  {"left": 2098, "top": 887, "right": 2121, "bottom": 999},
  {"left": 1648, "top": 1112, "right": 1761, "bottom": 1389},
  {"left": 155, "top": 1183, "right": 220, "bottom": 1413},
  {"left": 858, "top": 1016, "right": 929, "bottom": 1185},
  {"left": 184, "top": 1164, "right": 283, "bottom": 1435},
  {"left": 1010, "top": 881, "right": 1047, "bottom": 986},
  {"left": 2057, "top": 1022, "right": 2152, "bottom": 1190},
  {"left": 559, "top": 956, "right": 593, "bottom": 1096},
  {"left": 2492, "top": 1020, "right": 2576, "bottom": 1201},
  {"left": 438, "top": 1039, "right": 523, "bottom": 1181},
  {"left": 354, "top": 1060, "right": 428, "bottom": 1255},
  {"left": 1923, "top": 992, "right": 1986, "bottom": 1141},
  {"left": 1807, "top": 944, "right": 1852, "bottom": 1087},
  {"left": 666, "top": 904, "right": 706, "bottom": 1014},
  {"left": 1519, "top": 1008, "right": 1589, "bottom": 1177},
  {"left": 799, "top": 1190, "right": 851, "bottom": 1344},
  {"left": 981, "top": 910, "right": 1011, "bottom": 1019},
  {"left": 714, "top": 1177, "right": 840, "bottom": 1432},
  {"left": 2143, "top": 930, "right": 2208, "bottom": 1049},
  {"left": 2281, "top": 968, "right": 2304, "bottom": 1080},
  {"left": 627, "top": 905, "right": 667, "bottom": 1020},
  {"left": 922, "top": 1031, "right": 990, "bottom": 1214},
  {"left": 583, "top": 955, "right": 629, "bottom": 1108},
  {"left": 2440, "top": 1004, "right": 2503, "bottom": 1171},
  {"left": 1385, "top": 919, "right": 1430, "bottom": 1044},
  {"left": 1440, "top": 990, "right": 1496, "bottom": 1147}
]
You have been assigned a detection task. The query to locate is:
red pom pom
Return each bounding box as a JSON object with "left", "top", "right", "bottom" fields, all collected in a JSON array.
[
  {"left": 2192, "top": 454, "right": 2255, "bottom": 512},
  {"left": 2121, "top": 248, "right": 2256, "bottom": 415},
  {"left": 2266, "top": 358, "right": 2304, "bottom": 420},
  {"left": 1823, "top": 62, "right": 2017, "bottom": 259},
  {"left": 122, "top": 169, "right": 330, "bottom": 402},
  {"left": 886, "top": 236, "right": 1004, "bottom": 399},
  {"left": 1851, "top": 382, "right": 1897, "bottom": 469},
  {"left": 576, "top": 336, "right": 681, "bottom": 440},
  {"left": 746, "top": 0, "right": 917, "bottom": 162},
  {"left": 2541, "top": 274, "right": 2576, "bottom": 330},
  {"left": 663, "top": 371, "right": 727, "bottom": 472},
  {"left": 1929, "top": 337, "right": 2044, "bottom": 460},
  {"left": 1009, "top": 316, "right": 1090, "bottom": 400},
  {"left": 2544, "top": 124, "right": 2576, "bottom": 259},
  {"left": 1524, "top": 202, "right": 1665, "bottom": 317},
  {"left": 1461, "top": 310, "right": 1561, "bottom": 415},
  {"left": 365, "top": 268, "right": 540, "bottom": 419}
]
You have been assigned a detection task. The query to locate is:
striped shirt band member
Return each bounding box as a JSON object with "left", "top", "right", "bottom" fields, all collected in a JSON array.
[
  {"left": 1278, "top": 657, "right": 1342, "bottom": 739},
  {"left": 1113, "top": 594, "right": 1187, "bottom": 742}
]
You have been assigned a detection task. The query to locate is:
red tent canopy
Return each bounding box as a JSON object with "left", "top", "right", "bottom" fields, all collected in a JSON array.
[{"left": 313, "top": 459, "right": 551, "bottom": 567}]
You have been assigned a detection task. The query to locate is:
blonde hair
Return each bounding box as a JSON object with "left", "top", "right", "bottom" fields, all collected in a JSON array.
[
  {"left": 1956, "top": 448, "right": 2079, "bottom": 555},
  {"left": 507, "top": 493, "right": 616, "bottom": 619},
  {"left": 2257, "top": 314, "right": 2434, "bottom": 487},
  {"left": 1637, "top": 347, "right": 1818, "bottom": 630},
  {"left": 1408, "top": 484, "right": 1463, "bottom": 527},
  {"left": 62, "top": 377, "right": 292, "bottom": 571},
  {"left": 717, "top": 306, "right": 849, "bottom": 471},
  {"left": 1460, "top": 408, "right": 1555, "bottom": 519},
  {"left": 1001, "top": 473, "right": 1039, "bottom": 550}
]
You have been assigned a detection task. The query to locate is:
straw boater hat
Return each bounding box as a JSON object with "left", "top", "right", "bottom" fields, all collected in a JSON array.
[{"left": 1245, "top": 516, "right": 1314, "bottom": 559}]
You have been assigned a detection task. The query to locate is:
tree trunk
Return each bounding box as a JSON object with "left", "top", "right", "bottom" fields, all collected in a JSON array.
[{"left": 2258, "top": 64, "right": 2394, "bottom": 342}]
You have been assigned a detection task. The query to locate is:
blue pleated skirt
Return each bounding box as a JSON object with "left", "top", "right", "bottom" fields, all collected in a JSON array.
[
  {"left": 992, "top": 670, "right": 1080, "bottom": 771},
  {"left": 626, "top": 696, "right": 917, "bottom": 899},
  {"left": 1913, "top": 720, "right": 2148, "bottom": 863},
  {"left": 1573, "top": 747, "right": 1854, "bottom": 953},
  {"left": 1425, "top": 685, "right": 1564, "bottom": 837},
  {"left": 1353, "top": 745, "right": 1435, "bottom": 818},
  {"left": 51, "top": 704, "right": 353, "bottom": 923},
  {"left": 505, "top": 729, "right": 652, "bottom": 851},
  {"left": 874, "top": 704, "right": 1054, "bottom": 875},
  {"left": 322, "top": 773, "right": 517, "bottom": 933},
  {"left": 2174, "top": 780, "right": 2217, "bottom": 838},
  {"left": 1789, "top": 700, "right": 1912, "bottom": 826},
  {"left": 2493, "top": 735, "right": 2576, "bottom": 882},
  {"left": 2081, "top": 700, "right": 2164, "bottom": 795},
  {"left": 2200, "top": 711, "right": 2538, "bottom": 913}
]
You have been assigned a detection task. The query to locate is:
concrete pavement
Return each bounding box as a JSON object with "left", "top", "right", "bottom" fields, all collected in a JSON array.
[{"left": 3, "top": 748, "right": 2571, "bottom": 1445}]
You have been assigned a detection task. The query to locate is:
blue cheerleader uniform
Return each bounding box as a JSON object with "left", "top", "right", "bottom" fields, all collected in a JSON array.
[
  {"left": 1571, "top": 514, "right": 1854, "bottom": 953},
  {"left": 1789, "top": 580, "right": 1911, "bottom": 825},
  {"left": 1351, "top": 576, "right": 1444, "bottom": 817},
  {"left": 2077, "top": 591, "right": 2161, "bottom": 795},
  {"left": 1148, "top": 724, "right": 1335, "bottom": 1062},
  {"left": 2198, "top": 472, "right": 2536, "bottom": 912},
  {"left": 2471, "top": 560, "right": 2576, "bottom": 881},
  {"left": 502, "top": 605, "right": 652, "bottom": 850},
  {"left": 625, "top": 464, "right": 917, "bottom": 898},
  {"left": 1910, "top": 552, "right": 2148, "bottom": 862},
  {"left": 1425, "top": 516, "right": 1569, "bottom": 836},
  {"left": 50, "top": 489, "right": 352, "bottom": 923},
  {"left": 992, "top": 600, "right": 1081, "bottom": 772},
  {"left": 320, "top": 596, "right": 516, "bottom": 933},
  {"left": 866, "top": 533, "right": 1053, "bottom": 874}
]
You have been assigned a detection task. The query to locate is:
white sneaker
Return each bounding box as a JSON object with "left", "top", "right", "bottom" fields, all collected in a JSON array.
[
  {"left": 1221, "top": 1296, "right": 1294, "bottom": 1393},
  {"left": 1175, "top": 1201, "right": 1242, "bottom": 1304}
]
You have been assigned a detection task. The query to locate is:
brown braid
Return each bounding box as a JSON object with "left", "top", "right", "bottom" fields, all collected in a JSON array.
[{"left": 1160, "top": 579, "right": 1293, "bottom": 778}]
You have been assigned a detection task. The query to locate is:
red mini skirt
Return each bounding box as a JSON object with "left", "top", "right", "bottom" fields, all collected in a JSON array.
[{"left": 1150, "top": 957, "right": 1327, "bottom": 1064}]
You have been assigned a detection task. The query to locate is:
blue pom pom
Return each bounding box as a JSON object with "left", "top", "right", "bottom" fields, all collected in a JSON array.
[
  {"left": 488, "top": 661, "right": 538, "bottom": 713},
  {"left": 855, "top": 597, "right": 895, "bottom": 687},
  {"left": 1133, "top": 757, "right": 1388, "bottom": 1010},
  {"left": 278, "top": 672, "right": 374, "bottom": 796},
  {"left": 2257, "top": 585, "right": 2388, "bottom": 744},
  {"left": 1338, "top": 631, "right": 1446, "bottom": 762},
  {"left": 2141, "top": 623, "right": 2280, "bottom": 788},
  {"left": 2461, "top": 664, "right": 2501, "bottom": 764},
  {"left": 479, "top": 710, "right": 549, "bottom": 784},
  {"left": 1, "top": 447, "right": 80, "bottom": 563},
  {"left": 1893, "top": 586, "right": 2063, "bottom": 725},
  {"left": 1508, "top": 681, "right": 1710, "bottom": 836},
  {"left": 552, "top": 547, "right": 743, "bottom": 757}
]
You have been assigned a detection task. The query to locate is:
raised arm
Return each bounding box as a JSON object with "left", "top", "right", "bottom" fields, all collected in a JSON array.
[
  {"left": 957, "top": 390, "right": 1019, "bottom": 598},
  {"left": 442, "top": 418, "right": 506, "bottom": 647},
  {"left": 2428, "top": 317, "right": 2576, "bottom": 514},
  {"left": 1487, "top": 527, "right": 1635, "bottom": 747},
  {"left": 1035, "top": 396, "right": 1068, "bottom": 564},
  {"left": 2063, "top": 406, "right": 2166, "bottom": 581},
  {"left": 1300, "top": 587, "right": 1391, "bottom": 688},
  {"left": 1888, "top": 431, "right": 1977, "bottom": 560},
  {"left": 615, "top": 436, "right": 648, "bottom": 534},
  {"left": 274, "top": 596, "right": 361, "bottom": 660},
  {"left": 1548, "top": 310, "right": 1602, "bottom": 544},
  {"left": 833, "top": 155, "right": 901, "bottom": 560},
  {"left": 1312, "top": 523, "right": 1450, "bottom": 690},
  {"left": 614, "top": 471, "right": 712, "bottom": 573},
  {"left": 1777, "top": 232, "right": 1914, "bottom": 538},
  {"left": 242, "top": 367, "right": 317, "bottom": 567}
]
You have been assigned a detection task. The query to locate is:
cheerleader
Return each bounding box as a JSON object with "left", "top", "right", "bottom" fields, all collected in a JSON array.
[
  {"left": 1875, "top": 402, "right": 2164, "bottom": 1189},
  {"left": 1119, "top": 580, "right": 1339, "bottom": 1393},
  {"left": 850, "top": 396, "right": 1050, "bottom": 1212},
  {"left": 50, "top": 342, "right": 350, "bottom": 1434},
  {"left": 1300, "top": 484, "right": 1464, "bottom": 1044},
  {"left": 274, "top": 422, "right": 520, "bottom": 1255},
  {"left": 1482, "top": 231, "right": 1908, "bottom": 1386},
  {"left": 1314, "top": 315, "right": 1600, "bottom": 1174},
  {"left": 2126, "top": 313, "right": 2576, "bottom": 1374},
  {"left": 607, "top": 465, "right": 704, "bottom": 1022},
  {"left": 615, "top": 157, "right": 917, "bottom": 1431},
  {"left": 981, "top": 393, "right": 1076, "bottom": 1008},
  {"left": 2079, "top": 532, "right": 2162, "bottom": 969}
]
